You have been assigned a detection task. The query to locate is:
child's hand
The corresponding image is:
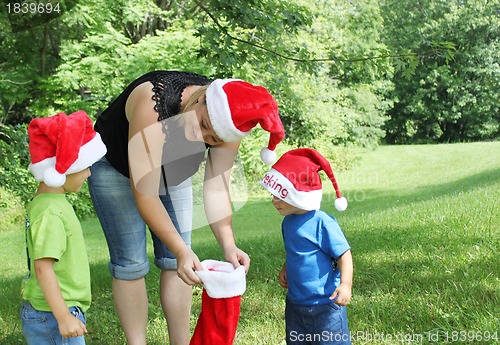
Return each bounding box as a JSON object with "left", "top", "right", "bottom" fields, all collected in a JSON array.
[
  {"left": 329, "top": 283, "right": 352, "bottom": 306},
  {"left": 278, "top": 263, "right": 288, "bottom": 288},
  {"left": 58, "top": 312, "right": 88, "bottom": 338}
]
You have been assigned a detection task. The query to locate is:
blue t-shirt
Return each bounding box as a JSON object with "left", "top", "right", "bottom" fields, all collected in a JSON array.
[{"left": 282, "top": 210, "right": 350, "bottom": 306}]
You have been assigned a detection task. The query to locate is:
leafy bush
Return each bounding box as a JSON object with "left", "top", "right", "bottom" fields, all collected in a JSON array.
[
  {"left": 0, "top": 187, "right": 24, "bottom": 232},
  {"left": 0, "top": 123, "right": 36, "bottom": 204},
  {"left": 65, "top": 185, "right": 97, "bottom": 220}
]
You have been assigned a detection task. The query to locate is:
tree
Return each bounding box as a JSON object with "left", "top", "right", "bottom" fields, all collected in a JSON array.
[
  {"left": 381, "top": 0, "right": 500, "bottom": 143},
  {"left": 2, "top": 0, "right": 394, "bottom": 146},
  {"left": 0, "top": 0, "right": 82, "bottom": 123}
]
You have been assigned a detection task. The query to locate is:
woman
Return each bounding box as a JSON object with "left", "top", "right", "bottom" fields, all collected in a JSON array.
[{"left": 88, "top": 71, "right": 284, "bottom": 345}]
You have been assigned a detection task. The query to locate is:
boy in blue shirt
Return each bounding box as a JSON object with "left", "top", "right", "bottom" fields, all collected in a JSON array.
[{"left": 260, "top": 148, "right": 353, "bottom": 345}]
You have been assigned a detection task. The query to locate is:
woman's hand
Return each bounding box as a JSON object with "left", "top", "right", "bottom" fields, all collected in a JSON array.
[
  {"left": 176, "top": 249, "right": 203, "bottom": 285},
  {"left": 223, "top": 245, "right": 250, "bottom": 273}
]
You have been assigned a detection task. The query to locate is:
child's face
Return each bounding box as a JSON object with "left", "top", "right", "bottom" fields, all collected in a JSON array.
[
  {"left": 271, "top": 195, "right": 307, "bottom": 216},
  {"left": 63, "top": 168, "right": 91, "bottom": 193}
]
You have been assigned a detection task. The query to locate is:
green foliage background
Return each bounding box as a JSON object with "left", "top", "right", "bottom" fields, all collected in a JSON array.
[{"left": 0, "top": 0, "right": 498, "bottom": 220}]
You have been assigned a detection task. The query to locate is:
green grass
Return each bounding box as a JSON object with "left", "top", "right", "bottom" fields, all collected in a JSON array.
[{"left": 1, "top": 142, "right": 499, "bottom": 344}]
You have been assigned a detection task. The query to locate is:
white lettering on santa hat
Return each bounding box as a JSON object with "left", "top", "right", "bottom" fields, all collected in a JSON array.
[
  {"left": 260, "top": 148, "right": 348, "bottom": 212},
  {"left": 206, "top": 79, "right": 285, "bottom": 164},
  {"left": 28, "top": 111, "right": 107, "bottom": 187}
]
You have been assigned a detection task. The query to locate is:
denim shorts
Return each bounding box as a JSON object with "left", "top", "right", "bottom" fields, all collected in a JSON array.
[
  {"left": 21, "top": 301, "right": 86, "bottom": 345},
  {"left": 285, "top": 298, "right": 351, "bottom": 345},
  {"left": 88, "top": 157, "right": 193, "bottom": 280}
]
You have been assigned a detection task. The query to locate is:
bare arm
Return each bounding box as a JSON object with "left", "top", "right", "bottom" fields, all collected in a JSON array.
[
  {"left": 203, "top": 141, "right": 250, "bottom": 271},
  {"left": 330, "top": 249, "right": 353, "bottom": 305},
  {"left": 126, "top": 82, "right": 202, "bottom": 285},
  {"left": 34, "top": 258, "right": 87, "bottom": 338},
  {"left": 278, "top": 261, "right": 288, "bottom": 288}
]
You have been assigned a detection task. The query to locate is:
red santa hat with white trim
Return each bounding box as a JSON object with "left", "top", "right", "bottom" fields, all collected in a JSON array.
[
  {"left": 260, "top": 148, "right": 348, "bottom": 211},
  {"left": 28, "top": 111, "right": 107, "bottom": 187},
  {"left": 206, "top": 79, "right": 285, "bottom": 164}
]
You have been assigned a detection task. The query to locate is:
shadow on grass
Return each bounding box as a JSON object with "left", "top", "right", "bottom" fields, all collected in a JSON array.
[
  {"left": 233, "top": 219, "right": 499, "bottom": 337},
  {"left": 0, "top": 276, "right": 25, "bottom": 345},
  {"left": 347, "top": 220, "right": 499, "bottom": 333},
  {"left": 240, "top": 178, "right": 500, "bottom": 337},
  {"left": 334, "top": 168, "right": 500, "bottom": 215},
  {"left": 2, "top": 165, "right": 498, "bottom": 344}
]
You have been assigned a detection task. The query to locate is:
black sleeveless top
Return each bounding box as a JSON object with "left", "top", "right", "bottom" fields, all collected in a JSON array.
[{"left": 95, "top": 71, "right": 213, "bottom": 182}]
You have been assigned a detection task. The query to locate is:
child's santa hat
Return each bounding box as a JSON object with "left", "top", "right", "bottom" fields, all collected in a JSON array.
[
  {"left": 260, "top": 148, "right": 348, "bottom": 211},
  {"left": 190, "top": 260, "right": 246, "bottom": 345},
  {"left": 206, "top": 79, "right": 285, "bottom": 164},
  {"left": 28, "top": 111, "right": 107, "bottom": 187}
]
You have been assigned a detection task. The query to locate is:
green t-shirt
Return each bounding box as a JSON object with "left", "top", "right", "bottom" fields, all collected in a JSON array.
[{"left": 23, "top": 193, "right": 91, "bottom": 312}]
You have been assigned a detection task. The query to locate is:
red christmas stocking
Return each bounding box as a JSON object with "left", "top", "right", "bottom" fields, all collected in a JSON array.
[
  {"left": 189, "top": 290, "right": 241, "bottom": 345},
  {"left": 190, "top": 260, "right": 246, "bottom": 345}
]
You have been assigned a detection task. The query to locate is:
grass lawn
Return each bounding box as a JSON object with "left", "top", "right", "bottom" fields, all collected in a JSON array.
[{"left": 1, "top": 142, "right": 499, "bottom": 344}]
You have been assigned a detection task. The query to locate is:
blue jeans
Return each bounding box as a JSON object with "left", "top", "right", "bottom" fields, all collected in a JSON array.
[
  {"left": 88, "top": 157, "right": 193, "bottom": 280},
  {"left": 21, "top": 301, "right": 86, "bottom": 345},
  {"left": 285, "top": 298, "right": 351, "bottom": 345}
]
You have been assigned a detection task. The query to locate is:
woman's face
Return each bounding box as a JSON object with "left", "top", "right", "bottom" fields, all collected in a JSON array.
[{"left": 184, "top": 96, "right": 223, "bottom": 146}]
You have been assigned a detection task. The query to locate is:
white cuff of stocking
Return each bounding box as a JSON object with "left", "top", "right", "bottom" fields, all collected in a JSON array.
[{"left": 195, "top": 260, "right": 246, "bottom": 298}]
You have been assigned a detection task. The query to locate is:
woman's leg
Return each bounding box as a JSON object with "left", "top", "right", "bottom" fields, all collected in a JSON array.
[
  {"left": 112, "top": 278, "right": 148, "bottom": 345},
  {"left": 89, "top": 157, "right": 150, "bottom": 345},
  {"left": 160, "top": 270, "right": 192, "bottom": 345},
  {"left": 154, "top": 178, "right": 194, "bottom": 345}
]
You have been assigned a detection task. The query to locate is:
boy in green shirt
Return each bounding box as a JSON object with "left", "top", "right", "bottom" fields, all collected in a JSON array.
[{"left": 21, "top": 111, "right": 106, "bottom": 345}]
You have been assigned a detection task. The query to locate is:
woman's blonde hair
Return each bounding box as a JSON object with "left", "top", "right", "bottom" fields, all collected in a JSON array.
[{"left": 181, "top": 85, "right": 209, "bottom": 113}]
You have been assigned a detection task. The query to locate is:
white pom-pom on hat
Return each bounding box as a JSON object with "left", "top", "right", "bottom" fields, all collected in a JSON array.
[
  {"left": 260, "top": 147, "right": 277, "bottom": 165},
  {"left": 334, "top": 196, "right": 348, "bottom": 212},
  {"left": 43, "top": 167, "right": 67, "bottom": 188}
]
